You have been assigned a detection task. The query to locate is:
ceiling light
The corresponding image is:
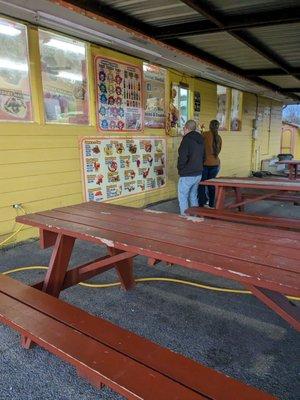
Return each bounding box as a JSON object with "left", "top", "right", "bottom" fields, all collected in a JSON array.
[
  {"left": 44, "top": 38, "right": 86, "bottom": 55},
  {"left": 0, "top": 21, "right": 21, "bottom": 36},
  {"left": 0, "top": 58, "right": 28, "bottom": 71},
  {"left": 58, "top": 71, "right": 83, "bottom": 82}
]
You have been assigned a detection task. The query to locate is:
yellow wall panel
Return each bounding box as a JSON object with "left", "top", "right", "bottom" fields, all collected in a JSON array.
[{"left": 0, "top": 20, "right": 283, "bottom": 247}]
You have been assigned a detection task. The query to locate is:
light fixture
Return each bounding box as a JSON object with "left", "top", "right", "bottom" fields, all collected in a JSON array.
[
  {"left": 37, "top": 11, "right": 162, "bottom": 58},
  {"left": 44, "top": 38, "right": 86, "bottom": 55},
  {"left": 0, "top": 58, "right": 28, "bottom": 71},
  {"left": 58, "top": 71, "right": 83, "bottom": 82},
  {"left": 0, "top": 21, "right": 21, "bottom": 36}
]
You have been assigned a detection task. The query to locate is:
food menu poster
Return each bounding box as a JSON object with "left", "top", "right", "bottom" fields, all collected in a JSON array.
[
  {"left": 95, "top": 57, "right": 143, "bottom": 132},
  {"left": 143, "top": 63, "right": 166, "bottom": 129},
  {"left": 80, "top": 136, "right": 166, "bottom": 202}
]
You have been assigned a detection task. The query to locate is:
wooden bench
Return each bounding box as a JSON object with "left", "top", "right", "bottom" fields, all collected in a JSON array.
[
  {"left": 0, "top": 275, "right": 276, "bottom": 400},
  {"left": 187, "top": 207, "right": 300, "bottom": 231}
]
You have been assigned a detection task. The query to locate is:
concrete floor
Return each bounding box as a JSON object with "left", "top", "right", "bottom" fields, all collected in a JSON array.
[{"left": 0, "top": 199, "right": 299, "bottom": 400}]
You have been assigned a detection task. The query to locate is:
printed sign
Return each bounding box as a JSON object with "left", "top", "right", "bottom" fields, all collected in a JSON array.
[
  {"left": 143, "top": 63, "right": 166, "bottom": 128},
  {"left": 95, "top": 57, "right": 143, "bottom": 132},
  {"left": 80, "top": 136, "right": 166, "bottom": 202}
]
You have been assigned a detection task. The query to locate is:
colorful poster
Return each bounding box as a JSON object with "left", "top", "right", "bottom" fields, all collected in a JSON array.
[
  {"left": 80, "top": 136, "right": 166, "bottom": 202},
  {"left": 143, "top": 63, "right": 166, "bottom": 128},
  {"left": 230, "top": 89, "right": 243, "bottom": 131},
  {"left": 0, "top": 18, "right": 32, "bottom": 121},
  {"left": 193, "top": 90, "right": 201, "bottom": 122},
  {"left": 216, "top": 85, "right": 228, "bottom": 130},
  {"left": 95, "top": 57, "right": 143, "bottom": 132}
]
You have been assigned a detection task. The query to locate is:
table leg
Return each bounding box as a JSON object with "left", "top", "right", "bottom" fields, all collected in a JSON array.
[
  {"left": 215, "top": 187, "right": 225, "bottom": 209},
  {"left": 22, "top": 233, "right": 76, "bottom": 348},
  {"left": 233, "top": 188, "right": 244, "bottom": 211},
  {"left": 246, "top": 285, "right": 300, "bottom": 331},
  {"left": 108, "top": 247, "right": 135, "bottom": 290},
  {"left": 42, "top": 234, "right": 76, "bottom": 297}
]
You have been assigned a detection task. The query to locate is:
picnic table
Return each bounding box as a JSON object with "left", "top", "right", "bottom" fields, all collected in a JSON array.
[
  {"left": 200, "top": 177, "right": 300, "bottom": 210},
  {"left": 15, "top": 202, "right": 300, "bottom": 331},
  {"left": 276, "top": 160, "right": 300, "bottom": 180}
]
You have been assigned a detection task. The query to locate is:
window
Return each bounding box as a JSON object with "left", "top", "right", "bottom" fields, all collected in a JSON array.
[
  {"left": 216, "top": 85, "right": 228, "bottom": 130},
  {"left": 0, "top": 17, "right": 32, "bottom": 121},
  {"left": 230, "top": 89, "right": 243, "bottom": 131},
  {"left": 39, "top": 30, "right": 89, "bottom": 124},
  {"left": 179, "top": 87, "right": 189, "bottom": 128}
]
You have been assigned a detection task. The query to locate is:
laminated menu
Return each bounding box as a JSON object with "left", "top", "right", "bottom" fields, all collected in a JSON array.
[
  {"left": 95, "top": 57, "right": 143, "bottom": 132},
  {"left": 80, "top": 136, "right": 166, "bottom": 202}
]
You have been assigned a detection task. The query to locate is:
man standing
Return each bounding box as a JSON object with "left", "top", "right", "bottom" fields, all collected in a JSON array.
[{"left": 177, "top": 120, "right": 204, "bottom": 215}]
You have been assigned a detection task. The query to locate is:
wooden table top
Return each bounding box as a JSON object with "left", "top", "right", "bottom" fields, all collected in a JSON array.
[
  {"left": 277, "top": 160, "right": 300, "bottom": 165},
  {"left": 201, "top": 177, "right": 300, "bottom": 190},
  {"left": 16, "top": 202, "right": 300, "bottom": 296}
]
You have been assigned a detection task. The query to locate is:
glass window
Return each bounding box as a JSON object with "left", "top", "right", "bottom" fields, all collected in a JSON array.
[
  {"left": 216, "top": 85, "right": 228, "bottom": 130},
  {"left": 179, "top": 87, "right": 189, "bottom": 128},
  {"left": 0, "top": 17, "right": 32, "bottom": 121},
  {"left": 39, "top": 30, "right": 89, "bottom": 124}
]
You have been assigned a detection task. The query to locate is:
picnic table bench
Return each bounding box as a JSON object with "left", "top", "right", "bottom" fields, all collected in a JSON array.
[
  {"left": 13, "top": 202, "right": 300, "bottom": 332},
  {"left": 200, "top": 177, "right": 300, "bottom": 210},
  {"left": 276, "top": 160, "right": 300, "bottom": 180},
  {"left": 0, "top": 274, "right": 276, "bottom": 400},
  {"left": 187, "top": 207, "right": 300, "bottom": 231}
]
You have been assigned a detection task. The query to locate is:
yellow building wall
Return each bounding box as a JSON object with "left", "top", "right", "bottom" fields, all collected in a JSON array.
[{"left": 0, "top": 23, "right": 283, "bottom": 246}]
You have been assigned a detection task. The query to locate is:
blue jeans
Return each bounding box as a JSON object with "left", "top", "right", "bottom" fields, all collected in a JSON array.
[
  {"left": 178, "top": 175, "right": 202, "bottom": 215},
  {"left": 198, "top": 166, "right": 220, "bottom": 207}
]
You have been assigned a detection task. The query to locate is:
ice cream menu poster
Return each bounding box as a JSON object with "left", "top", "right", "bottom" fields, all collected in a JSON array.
[
  {"left": 95, "top": 56, "right": 143, "bottom": 132},
  {"left": 80, "top": 137, "right": 166, "bottom": 202}
]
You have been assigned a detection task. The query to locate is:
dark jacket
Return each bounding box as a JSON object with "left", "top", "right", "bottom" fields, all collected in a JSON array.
[{"left": 177, "top": 131, "right": 205, "bottom": 177}]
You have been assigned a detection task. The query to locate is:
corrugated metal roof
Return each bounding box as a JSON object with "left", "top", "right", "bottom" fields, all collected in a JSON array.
[
  {"left": 99, "top": 0, "right": 205, "bottom": 27},
  {"left": 262, "top": 75, "right": 300, "bottom": 88},
  {"left": 183, "top": 32, "right": 275, "bottom": 69},
  {"left": 248, "top": 23, "right": 300, "bottom": 68},
  {"left": 212, "top": 0, "right": 299, "bottom": 16}
]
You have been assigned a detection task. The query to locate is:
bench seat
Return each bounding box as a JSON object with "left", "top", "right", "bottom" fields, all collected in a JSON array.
[
  {"left": 0, "top": 275, "right": 276, "bottom": 400},
  {"left": 187, "top": 207, "right": 300, "bottom": 231}
]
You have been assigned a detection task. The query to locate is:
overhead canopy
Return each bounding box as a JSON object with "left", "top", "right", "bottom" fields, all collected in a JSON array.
[
  {"left": 1, "top": 0, "right": 299, "bottom": 103},
  {"left": 63, "top": 0, "right": 300, "bottom": 103}
]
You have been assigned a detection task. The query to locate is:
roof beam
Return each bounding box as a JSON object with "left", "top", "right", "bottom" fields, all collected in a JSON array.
[
  {"left": 166, "top": 38, "right": 300, "bottom": 102},
  {"left": 181, "top": 0, "right": 300, "bottom": 81},
  {"left": 62, "top": 0, "right": 300, "bottom": 102},
  {"left": 155, "top": 7, "right": 300, "bottom": 39},
  {"left": 244, "top": 68, "right": 300, "bottom": 77},
  {"left": 280, "top": 88, "right": 300, "bottom": 93}
]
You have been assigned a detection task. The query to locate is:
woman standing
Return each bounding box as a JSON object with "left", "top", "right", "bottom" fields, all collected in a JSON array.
[{"left": 198, "top": 120, "right": 222, "bottom": 208}]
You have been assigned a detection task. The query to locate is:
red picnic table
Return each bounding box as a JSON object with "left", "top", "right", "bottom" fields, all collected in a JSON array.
[
  {"left": 200, "top": 177, "right": 300, "bottom": 210},
  {"left": 15, "top": 202, "right": 300, "bottom": 331},
  {"left": 276, "top": 160, "right": 300, "bottom": 180}
]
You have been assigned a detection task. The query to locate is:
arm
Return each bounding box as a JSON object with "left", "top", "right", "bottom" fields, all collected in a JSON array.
[{"left": 177, "top": 138, "right": 189, "bottom": 172}]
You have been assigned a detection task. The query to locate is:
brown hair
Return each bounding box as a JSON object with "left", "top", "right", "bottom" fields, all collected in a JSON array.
[{"left": 209, "top": 119, "right": 221, "bottom": 157}]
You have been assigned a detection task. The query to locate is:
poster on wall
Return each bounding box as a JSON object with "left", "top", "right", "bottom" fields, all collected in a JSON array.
[
  {"left": 230, "top": 89, "right": 243, "bottom": 131},
  {"left": 216, "top": 86, "right": 228, "bottom": 130},
  {"left": 80, "top": 136, "right": 166, "bottom": 202},
  {"left": 95, "top": 57, "right": 143, "bottom": 132},
  {"left": 143, "top": 63, "right": 166, "bottom": 128},
  {"left": 193, "top": 90, "right": 201, "bottom": 122}
]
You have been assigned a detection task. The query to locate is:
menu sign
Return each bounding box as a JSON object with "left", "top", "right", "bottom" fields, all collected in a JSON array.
[
  {"left": 80, "top": 136, "right": 166, "bottom": 202},
  {"left": 95, "top": 57, "right": 143, "bottom": 132}
]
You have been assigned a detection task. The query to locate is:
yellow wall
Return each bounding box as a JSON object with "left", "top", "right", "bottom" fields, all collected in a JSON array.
[{"left": 0, "top": 22, "right": 283, "bottom": 245}]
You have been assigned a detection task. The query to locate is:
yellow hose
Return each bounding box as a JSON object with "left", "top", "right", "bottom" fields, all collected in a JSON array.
[
  {"left": 0, "top": 206, "right": 26, "bottom": 248},
  {"left": 2, "top": 266, "right": 299, "bottom": 301}
]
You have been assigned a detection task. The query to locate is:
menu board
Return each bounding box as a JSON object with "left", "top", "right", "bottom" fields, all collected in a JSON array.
[
  {"left": 80, "top": 136, "right": 166, "bottom": 202},
  {"left": 95, "top": 57, "right": 143, "bottom": 132},
  {"left": 143, "top": 63, "right": 166, "bottom": 128}
]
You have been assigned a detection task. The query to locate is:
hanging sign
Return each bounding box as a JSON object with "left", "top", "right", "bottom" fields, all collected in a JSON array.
[
  {"left": 95, "top": 56, "right": 143, "bottom": 132},
  {"left": 80, "top": 136, "right": 166, "bottom": 202},
  {"left": 143, "top": 63, "right": 166, "bottom": 128}
]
